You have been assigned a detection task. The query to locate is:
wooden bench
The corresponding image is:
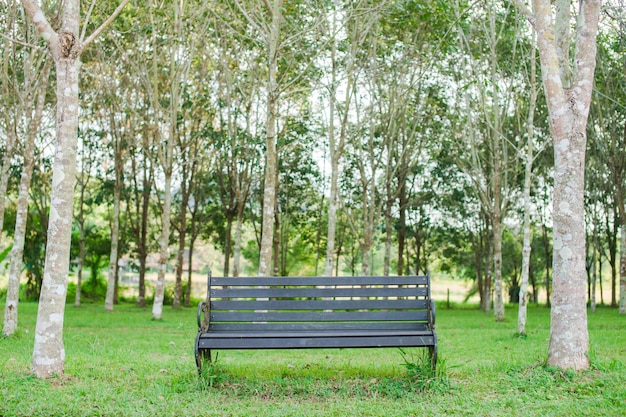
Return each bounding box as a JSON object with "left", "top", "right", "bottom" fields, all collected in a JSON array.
[{"left": 194, "top": 272, "right": 437, "bottom": 373}]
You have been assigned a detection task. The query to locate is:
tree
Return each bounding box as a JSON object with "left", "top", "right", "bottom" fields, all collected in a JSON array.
[
  {"left": 517, "top": 30, "right": 540, "bottom": 336},
  {"left": 515, "top": 0, "right": 601, "bottom": 369},
  {"left": 20, "top": 0, "right": 130, "bottom": 378},
  {"left": 588, "top": 17, "right": 626, "bottom": 312},
  {"left": 452, "top": 2, "right": 527, "bottom": 321},
  {"left": 2, "top": 3, "right": 52, "bottom": 335}
]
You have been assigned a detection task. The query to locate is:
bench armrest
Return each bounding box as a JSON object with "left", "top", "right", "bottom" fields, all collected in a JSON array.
[
  {"left": 197, "top": 301, "right": 211, "bottom": 332},
  {"left": 429, "top": 299, "right": 436, "bottom": 329},
  {"left": 197, "top": 270, "right": 212, "bottom": 332}
]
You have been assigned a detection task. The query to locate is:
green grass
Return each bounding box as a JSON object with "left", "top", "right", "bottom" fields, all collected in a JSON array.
[{"left": 1, "top": 302, "right": 625, "bottom": 416}]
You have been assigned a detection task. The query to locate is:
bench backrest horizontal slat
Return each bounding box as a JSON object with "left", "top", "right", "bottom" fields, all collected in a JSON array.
[
  {"left": 209, "top": 322, "right": 431, "bottom": 332},
  {"left": 211, "top": 286, "right": 427, "bottom": 299},
  {"left": 211, "top": 299, "right": 429, "bottom": 311},
  {"left": 210, "top": 275, "right": 429, "bottom": 287},
  {"left": 211, "top": 311, "right": 429, "bottom": 323}
]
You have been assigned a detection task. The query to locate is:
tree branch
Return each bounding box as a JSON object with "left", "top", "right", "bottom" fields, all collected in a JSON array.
[
  {"left": 20, "top": 0, "right": 59, "bottom": 52},
  {"left": 511, "top": 0, "right": 534, "bottom": 23},
  {"left": 82, "top": 0, "right": 132, "bottom": 51},
  {"left": 0, "top": 32, "right": 45, "bottom": 51}
]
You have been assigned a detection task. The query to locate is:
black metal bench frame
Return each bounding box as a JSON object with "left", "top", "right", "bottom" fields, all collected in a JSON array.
[{"left": 195, "top": 272, "right": 437, "bottom": 373}]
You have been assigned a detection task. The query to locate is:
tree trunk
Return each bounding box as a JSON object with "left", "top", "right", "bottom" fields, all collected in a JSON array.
[
  {"left": 20, "top": 0, "right": 86, "bottom": 377},
  {"left": 233, "top": 206, "right": 244, "bottom": 277},
  {"left": 152, "top": 170, "right": 172, "bottom": 320},
  {"left": 173, "top": 196, "right": 188, "bottom": 308},
  {"left": 105, "top": 166, "right": 121, "bottom": 311},
  {"left": 493, "top": 206, "right": 504, "bottom": 322},
  {"left": 530, "top": 0, "right": 601, "bottom": 370},
  {"left": 223, "top": 215, "right": 233, "bottom": 277},
  {"left": 75, "top": 221, "right": 85, "bottom": 307},
  {"left": 397, "top": 179, "right": 407, "bottom": 276},
  {"left": 3, "top": 59, "right": 50, "bottom": 336},
  {"left": 617, "top": 134, "right": 626, "bottom": 312},
  {"left": 258, "top": 0, "right": 281, "bottom": 277},
  {"left": 518, "top": 40, "right": 537, "bottom": 336},
  {"left": 0, "top": 130, "right": 13, "bottom": 244},
  {"left": 137, "top": 160, "right": 151, "bottom": 308}
]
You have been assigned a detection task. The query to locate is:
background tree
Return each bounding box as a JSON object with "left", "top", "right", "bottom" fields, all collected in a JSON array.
[{"left": 2, "top": 1, "right": 51, "bottom": 335}]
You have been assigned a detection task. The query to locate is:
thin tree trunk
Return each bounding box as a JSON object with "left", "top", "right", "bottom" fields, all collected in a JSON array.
[
  {"left": 105, "top": 168, "right": 121, "bottom": 311},
  {"left": 75, "top": 221, "right": 85, "bottom": 307},
  {"left": 397, "top": 179, "right": 407, "bottom": 276},
  {"left": 224, "top": 215, "right": 233, "bottom": 277},
  {"left": 173, "top": 197, "right": 188, "bottom": 308},
  {"left": 258, "top": 0, "right": 281, "bottom": 277},
  {"left": 0, "top": 131, "right": 13, "bottom": 243},
  {"left": 617, "top": 128, "right": 626, "bottom": 312},
  {"left": 3, "top": 59, "right": 50, "bottom": 336},
  {"left": 233, "top": 207, "right": 244, "bottom": 277},
  {"left": 152, "top": 171, "right": 172, "bottom": 320},
  {"left": 518, "top": 39, "right": 537, "bottom": 335}
]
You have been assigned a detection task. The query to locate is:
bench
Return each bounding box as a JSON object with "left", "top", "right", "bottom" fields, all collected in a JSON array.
[{"left": 194, "top": 272, "right": 437, "bottom": 373}]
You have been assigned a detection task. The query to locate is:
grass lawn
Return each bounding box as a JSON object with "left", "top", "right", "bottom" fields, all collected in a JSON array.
[{"left": 1, "top": 301, "right": 625, "bottom": 416}]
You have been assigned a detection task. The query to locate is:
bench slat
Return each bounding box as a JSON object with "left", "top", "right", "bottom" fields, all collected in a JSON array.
[
  {"left": 208, "top": 322, "right": 430, "bottom": 332},
  {"left": 211, "top": 286, "right": 427, "bottom": 299},
  {"left": 199, "top": 335, "right": 435, "bottom": 349},
  {"left": 211, "top": 299, "right": 429, "bottom": 311},
  {"left": 211, "top": 310, "right": 427, "bottom": 322},
  {"left": 211, "top": 275, "right": 429, "bottom": 287},
  {"left": 201, "top": 329, "right": 433, "bottom": 338}
]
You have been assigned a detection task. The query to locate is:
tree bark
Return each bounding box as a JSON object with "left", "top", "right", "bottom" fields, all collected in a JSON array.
[
  {"left": 20, "top": 0, "right": 82, "bottom": 378},
  {"left": 529, "top": 0, "right": 601, "bottom": 370},
  {"left": 258, "top": 0, "right": 281, "bottom": 277},
  {"left": 104, "top": 160, "right": 122, "bottom": 311},
  {"left": 3, "top": 58, "right": 50, "bottom": 336},
  {"left": 518, "top": 38, "right": 538, "bottom": 336},
  {"left": 617, "top": 127, "right": 626, "bottom": 313},
  {"left": 152, "top": 169, "right": 172, "bottom": 320}
]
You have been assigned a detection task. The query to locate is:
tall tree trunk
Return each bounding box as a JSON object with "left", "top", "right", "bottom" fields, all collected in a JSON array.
[
  {"left": 22, "top": 0, "right": 82, "bottom": 377},
  {"left": 173, "top": 193, "right": 189, "bottom": 308},
  {"left": 152, "top": 170, "right": 172, "bottom": 320},
  {"left": 397, "top": 178, "right": 407, "bottom": 276},
  {"left": 258, "top": 0, "right": 281, "bottom": 277},
  {"left": 137, "top": 158, "right": 151, "bottom": 308},
  {"left": 223, "top": 215, "right": 233, "bottom": 277},
  {"left": 233, "top": 206, "right": 244, "bottom": 277},
  {"left": 493, "top": 200, "right": 504, "bottom": 322},
  {"left": 105, "top": 166, "right": 122, "bottom": 311},
  {"left": 528, "top": 0, "right": 601, "bottom": 370},
  {"left": 518, "top": 40, "right": 538, "bottom": 335},
  {"left": 3, "top": 59, "right": 50, "bottom": 336},
  {"left": 617, "top": 127, "right": 626, "bottom": 312},
  {"left": 538, "top": 223, "right": 550, "bottom": 306},
  {"left": 75, "top": 219, "right": 85, "bottom": 307},
  {"left": 0, "top": 131, "right": 13, "bottom": 244}
]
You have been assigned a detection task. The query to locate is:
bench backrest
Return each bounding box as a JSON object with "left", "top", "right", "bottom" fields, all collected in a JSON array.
[{"left": 206, "top": 275, "right": 433, "bottom": 332}]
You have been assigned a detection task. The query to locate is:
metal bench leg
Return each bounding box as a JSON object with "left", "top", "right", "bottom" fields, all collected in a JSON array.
[
  {"left": 195, "top": 333, "right": 212, "bottom": 374},
  {"left": 429, "top": 333, "right": 438, "bottom": 371}
]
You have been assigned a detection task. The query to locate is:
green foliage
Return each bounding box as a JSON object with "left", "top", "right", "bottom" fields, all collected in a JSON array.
[{"left": 66, "top": 276, "right": 108, "bottom": 303}]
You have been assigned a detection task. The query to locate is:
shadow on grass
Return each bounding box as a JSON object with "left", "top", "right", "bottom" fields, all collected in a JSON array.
[{"left": 183, "top": 350, "right": 453, "bottom": 400}]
